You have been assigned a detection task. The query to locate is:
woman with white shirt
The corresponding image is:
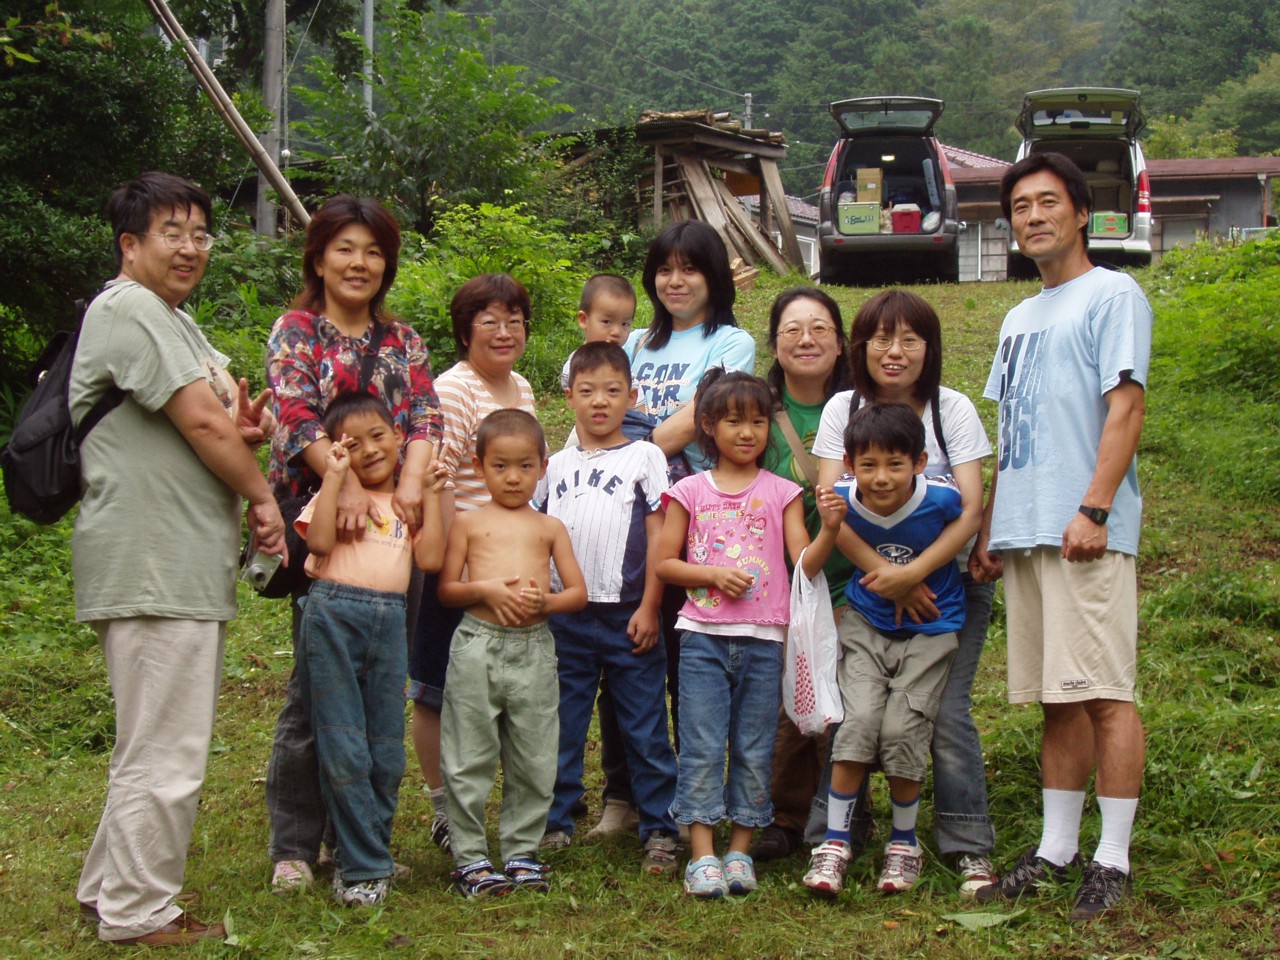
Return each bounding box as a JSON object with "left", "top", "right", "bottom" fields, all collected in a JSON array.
[{"left": 810, "top": 289, "right": 999, "bottom": 898}]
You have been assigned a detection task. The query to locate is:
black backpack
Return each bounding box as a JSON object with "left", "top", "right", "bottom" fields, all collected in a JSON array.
[{"left": 1, "top": 294, "right": 123, "bottom": 524}]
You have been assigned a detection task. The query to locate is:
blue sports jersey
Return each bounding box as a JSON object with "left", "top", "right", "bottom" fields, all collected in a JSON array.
[{"left": 838, "top": 475, "right": 966, "bottom": 636}]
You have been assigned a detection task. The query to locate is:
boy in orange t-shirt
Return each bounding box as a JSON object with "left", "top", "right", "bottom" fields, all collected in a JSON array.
[{"left": 295, "top": 392, "right": 446, "bottom": 907}]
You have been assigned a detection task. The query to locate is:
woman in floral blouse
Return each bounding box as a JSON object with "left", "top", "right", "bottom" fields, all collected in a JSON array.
[{"left": 263, "top": 195, "right": 443, "bottom": 892}]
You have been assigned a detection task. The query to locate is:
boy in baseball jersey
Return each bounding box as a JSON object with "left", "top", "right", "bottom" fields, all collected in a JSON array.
[{"left": 534, "top": 341, "right": 681, "bottom": 875}]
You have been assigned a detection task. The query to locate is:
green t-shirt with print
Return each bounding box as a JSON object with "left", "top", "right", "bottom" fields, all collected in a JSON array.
[{"left": 765, "top": 388, "right": 856, "bottom": 605}]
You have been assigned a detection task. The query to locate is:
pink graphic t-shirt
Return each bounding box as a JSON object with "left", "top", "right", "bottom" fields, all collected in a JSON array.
[{"left": 662, "top": 470, "right": 801, "bottom": 629}]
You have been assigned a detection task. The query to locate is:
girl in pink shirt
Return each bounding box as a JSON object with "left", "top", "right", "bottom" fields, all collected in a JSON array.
[{"left": 655, "top": 369, "right": 843, "bottom": 898}]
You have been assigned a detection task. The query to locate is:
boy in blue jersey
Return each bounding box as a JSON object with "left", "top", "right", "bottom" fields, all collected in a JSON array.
[{"left": 803, "top": 403, "right": 974, "bottom": 898}]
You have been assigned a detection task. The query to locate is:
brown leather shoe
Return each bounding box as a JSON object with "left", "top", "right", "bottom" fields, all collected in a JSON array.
[{"left": 111, "top": 912, "right": 225, "bottom": 947}]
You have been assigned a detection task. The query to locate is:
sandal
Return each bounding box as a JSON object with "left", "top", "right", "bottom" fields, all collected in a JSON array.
[
  {"left": 451, "top": 859, "right": 514, "bottom": 898},
  {"left": 503, "top": 857, "right": 551, "bottom": 893}
]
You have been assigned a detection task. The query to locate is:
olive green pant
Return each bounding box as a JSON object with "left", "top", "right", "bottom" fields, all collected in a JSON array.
[{"left": 440, "top": 613, "right": 559, "bottom": 867}]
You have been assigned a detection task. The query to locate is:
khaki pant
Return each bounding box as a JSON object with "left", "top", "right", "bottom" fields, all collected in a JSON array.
[{"left": 77, "top": 618, "right": 225, "bottom": 942}]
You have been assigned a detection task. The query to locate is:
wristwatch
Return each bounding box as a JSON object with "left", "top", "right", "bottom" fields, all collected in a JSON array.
[{"left": 1078, "top": 504, "right": 1109, "bottom": 525}]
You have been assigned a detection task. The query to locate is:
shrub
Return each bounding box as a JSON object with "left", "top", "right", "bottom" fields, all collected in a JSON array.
[{"left": 388, "top": 203, "right": 593, "bottom": 393}]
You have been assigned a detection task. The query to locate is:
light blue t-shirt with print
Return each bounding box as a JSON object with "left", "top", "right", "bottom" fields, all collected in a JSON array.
[
  {"left": 983, "top": 267, "right": 1152, "bottom": 556},
  {"left": 624, "top": 323, "right": 756, "bottom": 470}
]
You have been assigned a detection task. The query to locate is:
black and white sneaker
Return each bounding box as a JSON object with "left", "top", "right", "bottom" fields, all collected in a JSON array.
[
  {"left": 1070, "top": 862, "right": 1132, "bottom": 921},
  {"left": 974, "top": 847, "right": 1080, "bottom": 903}
]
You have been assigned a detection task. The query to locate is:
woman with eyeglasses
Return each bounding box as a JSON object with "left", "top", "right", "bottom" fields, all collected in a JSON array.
[
  {"left": 406, "top": 274, "right": 537, "bottom": 854},
  {"left": 808, "top": 288, "right": 1000, "bottom": 898},
  {"left": 747, "top": 287, "right": 860, "bottom": 863},
  {"left": 263, "top": 195, "right": 443, "bottom": 892}
]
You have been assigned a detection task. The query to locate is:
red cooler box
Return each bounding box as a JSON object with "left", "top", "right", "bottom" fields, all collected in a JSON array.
[{"left": 891, "top": 204, "right": 921, "bottom": 233}]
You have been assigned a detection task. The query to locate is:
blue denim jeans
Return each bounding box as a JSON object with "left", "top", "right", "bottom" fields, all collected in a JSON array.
[
  {"left": 931, "top": 575, "right": 997, "bottom": 856},
  {"left": 672, "top": 630, "right": 783, "bottom": 828},
  {"left": 547, "top": 603, "right": 677, "bottom": 838},
  {"left": 298, "top": 580, "right": 408, "bottom": 882}
]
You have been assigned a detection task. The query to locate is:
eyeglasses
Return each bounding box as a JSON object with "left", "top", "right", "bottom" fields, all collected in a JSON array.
[
  {"left": 473, "top": 317, "right": 528, "bottom": 334},
  {"left": 141, "top": 231, "right": 216, "bottom": 252},
  {"left": 777, "top": 322, "right": 836, "bottom": 342},
  {"left": 867, "top": 335, "right": 925, "bottom": 353}
]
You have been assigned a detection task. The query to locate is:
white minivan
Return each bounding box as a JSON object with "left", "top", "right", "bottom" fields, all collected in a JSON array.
[{"left": 1007, "top": 87, "right": 1153, "bottom": 278}]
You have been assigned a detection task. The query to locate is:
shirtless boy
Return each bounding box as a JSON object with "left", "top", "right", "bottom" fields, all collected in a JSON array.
[{"left": 437, "top": 409, "right": 588, "bottom": 897}]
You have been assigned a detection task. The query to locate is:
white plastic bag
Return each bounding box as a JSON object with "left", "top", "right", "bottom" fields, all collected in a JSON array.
[{"left": 783, "top": 549, "right": 843, "bottom": 736}]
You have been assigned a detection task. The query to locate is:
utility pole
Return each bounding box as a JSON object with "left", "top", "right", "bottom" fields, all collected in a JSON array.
[
  {"left": 257, "top": 0, "right": 285, "bottom": 237},
  {"left": 362, "top": 0, "right": 374, "bottom": 112},
  {"left": 144, "top": 0, "right": 309, "bottom": 226}
]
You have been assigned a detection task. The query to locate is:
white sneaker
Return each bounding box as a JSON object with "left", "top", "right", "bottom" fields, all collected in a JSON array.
[
  {"left": 878, "top": 840, "right": 924, "bottom": 893},
  {"left": 540, "top": 830, "right": 573, "bottom": 851},
  {"left": 586, "top": 799, "right": 639, "bottom": 838},
  {"left": 957, "top": 853, "right": 998, "bottom": 898},
  {"left": 271, "top": 859, "right": 313, "bottom": 894},
  {"left": 803, "top": 840, "right": 852, "bottom": 896}
]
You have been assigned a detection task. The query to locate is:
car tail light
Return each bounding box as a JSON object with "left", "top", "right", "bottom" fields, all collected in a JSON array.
[{"left": 1137, "top": 170, "right": 1151, "bottom": 214}]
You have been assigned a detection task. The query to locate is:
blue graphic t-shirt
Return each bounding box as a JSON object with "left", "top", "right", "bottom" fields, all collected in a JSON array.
[
  {"left": 624, "top": 323, "right": 756, "bottom": 471},
  {"left": 982, "top": 267, "right": 1152, "bottom": 556}
]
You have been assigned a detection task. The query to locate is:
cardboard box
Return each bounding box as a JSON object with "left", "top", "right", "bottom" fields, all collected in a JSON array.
[
  {"left": 837, "top": 201, "right": 880, "bottom": 235},
  {"left": 1090, "top": 212, "right": 1129, "bottom": 236},
  {"left": 891, "top": 203, "right": 922, "bottom": 233},
  {"left": 855, "top": 167, "right": 882, "bottom": 206}
]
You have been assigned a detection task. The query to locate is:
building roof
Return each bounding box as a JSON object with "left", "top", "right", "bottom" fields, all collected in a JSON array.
[
  {"left": 1147, "top": 157, "right": 1280, "bottom": 178},
  {"left": 941, "top": 144, "right": 1009, "bottom": 169},
  {"left": 741, "top": 194, "right": 819, "bottom": 223},
  {"left": 943, "top": 150, "right": 1280, "bottom": 186}
]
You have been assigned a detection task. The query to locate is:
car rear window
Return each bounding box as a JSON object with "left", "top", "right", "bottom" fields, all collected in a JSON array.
[{"left": 1029, "top": 105, "right": 1132, "bottom": 130}]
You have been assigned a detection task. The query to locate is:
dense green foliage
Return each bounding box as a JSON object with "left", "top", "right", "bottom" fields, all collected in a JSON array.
[
  {"left": 293, "top": 3, "right": 569, "bottom": 235},
  {"left": 0, "top": 1, "right": 252, "bottom": 386},
  {"left": 476, "top": 0, "right": 1277, "bottom": 196}
]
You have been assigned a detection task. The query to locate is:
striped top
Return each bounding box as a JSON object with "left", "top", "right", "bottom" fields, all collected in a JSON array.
[{"left": 436, "top": 362, "right": 536, "bottom": 510}]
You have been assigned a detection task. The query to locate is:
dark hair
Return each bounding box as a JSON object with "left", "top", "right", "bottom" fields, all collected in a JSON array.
[
  {"left": 843, "top": 402, "right": 926, "bottom": 462},
  {"left": 849, "top": 289, "right": 943, "bottom": 403},
  {"left": 450, "top": 274, "right": 531, "bottom": 357},
  {"left": 639, "top": 221, "right": 737, "bottom": 351},
  {"left": 1000, "top": 151, "right": 1091, "bottom": 246},
  {"left": 693, "top": 368, "right": 774, "bottom": 467},
  {"left": 765, "top": 287, "right": 853, "bottom": 404},
  {"left": 579, "top": 273, "right": 637, "bottom": 314},
  {"left": 475, "top": 408, "right": 546, "bottom": 460},
  {"left": 321, "top": 391, "right": 396, "bottom": 438},
  {"left": 107, "top": 171, "right": 212, "bottom": 268},
  {"left": 293, "top": 195, "right": 402, "bottom": 323},
  {"left": 567, "top": 341, "right": 631, "bottom": 388}
]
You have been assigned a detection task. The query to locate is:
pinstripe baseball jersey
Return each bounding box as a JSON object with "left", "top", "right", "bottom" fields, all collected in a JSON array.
[{"left": 535, "top": 440, "right": 669, "bottom": 602}]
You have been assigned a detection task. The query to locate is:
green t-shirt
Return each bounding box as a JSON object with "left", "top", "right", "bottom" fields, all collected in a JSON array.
[
  {"left": 69, "top": 280, "right": 241, "bottom": 622},
  {"left": 764, "top": 387, "right": 856, "bottom": 605}
]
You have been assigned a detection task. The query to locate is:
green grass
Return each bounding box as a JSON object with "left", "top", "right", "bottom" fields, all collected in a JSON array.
[{"left": 2, "top": 247, "right": 1279, "bottom": 958}]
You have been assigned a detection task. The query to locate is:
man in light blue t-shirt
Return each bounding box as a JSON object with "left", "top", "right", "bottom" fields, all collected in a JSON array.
[{"left": 968, "top": 153, "right": 1152, "bottom": 922}]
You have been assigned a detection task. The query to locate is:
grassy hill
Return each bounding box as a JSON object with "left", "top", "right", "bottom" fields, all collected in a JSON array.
[{"left": 1, "top": 240, "right": 1277, "bottom": 958}]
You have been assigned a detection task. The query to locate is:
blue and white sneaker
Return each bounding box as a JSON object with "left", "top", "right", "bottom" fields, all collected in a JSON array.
[
  {"left": 721, "top": 852, "right": 758, "bottom": 895},
  {"left": 683, "top": 855, "right": 728, "bottom": 899}
]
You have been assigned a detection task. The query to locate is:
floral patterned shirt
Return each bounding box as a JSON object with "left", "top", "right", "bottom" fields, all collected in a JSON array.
[{"left": 266, "top": 309, "right": 443, "bottom": 497}]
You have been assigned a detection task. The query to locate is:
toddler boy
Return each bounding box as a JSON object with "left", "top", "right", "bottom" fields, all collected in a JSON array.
[
  {"left": 559, "top": 274, "right": 637, "bottom": 389},
  {"left": 296, "top": 392, "right": 446, "bottom": 907},
  {"left": 535, "top": 342, "right": 680, "bottom": 873},
  {"left": 803, "top": 403, "right": 972, "bottom": 897},
  {"left": 438, "top": 409, "right": 588, "bottom": 897}
]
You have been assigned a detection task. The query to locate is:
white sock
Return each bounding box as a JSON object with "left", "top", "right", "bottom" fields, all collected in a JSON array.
[
  {"left": 429, "top": 786, "right": 446, "bottom": 816},
  {"left": 1036, "top": 788, "right": 1086, "bottom": 866},
  {"left": 1092, "top": 796, "right": 1138, "bottom": 873}
]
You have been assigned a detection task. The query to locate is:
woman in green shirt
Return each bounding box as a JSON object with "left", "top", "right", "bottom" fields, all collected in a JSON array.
[{"left": 755, "top": 286, "right": 857, "bottom": 860}]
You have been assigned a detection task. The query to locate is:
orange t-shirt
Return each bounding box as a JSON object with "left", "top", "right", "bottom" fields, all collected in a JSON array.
[{"left": 296, "top": 490, "right": 419, "bottom": 593}]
